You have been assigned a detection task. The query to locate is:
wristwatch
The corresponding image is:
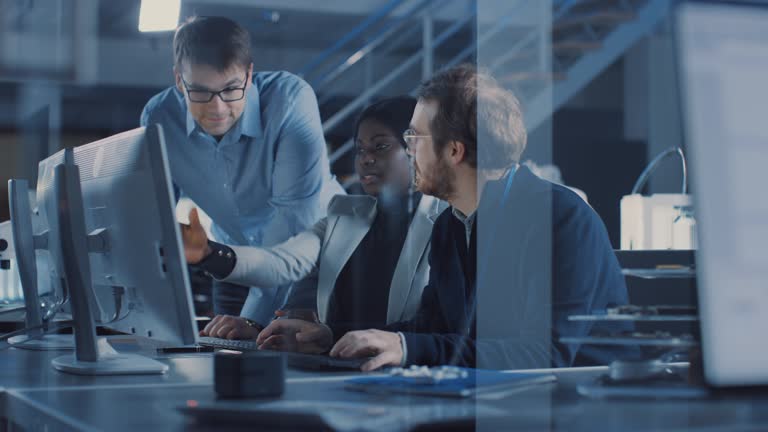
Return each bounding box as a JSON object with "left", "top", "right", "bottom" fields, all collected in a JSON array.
[{"left": 243, "top": 318, "right": 263, "bottom": 331}]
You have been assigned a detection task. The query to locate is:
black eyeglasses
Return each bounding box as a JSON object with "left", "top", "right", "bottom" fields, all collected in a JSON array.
[{"left": 180, "top": 73, "right": 249, "bottom": 103}]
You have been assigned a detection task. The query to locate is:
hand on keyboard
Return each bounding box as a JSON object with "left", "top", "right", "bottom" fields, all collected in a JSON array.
[
  {"left": 200, "top": 315, "right": 261, "bottom": 340},
  {"left": 256, "top": 319, "right": 333, "bottom": 354},
  {"left": 197, "top": 337, "right": 368, "bottom": 371}
]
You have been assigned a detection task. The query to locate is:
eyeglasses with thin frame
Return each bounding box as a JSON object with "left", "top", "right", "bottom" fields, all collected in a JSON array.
[
  {"left": 181, "top": 73, "right": 249, "bottom": 103},
  {"left": 402, "top": 128, "right": 431, "bottom": 153}
]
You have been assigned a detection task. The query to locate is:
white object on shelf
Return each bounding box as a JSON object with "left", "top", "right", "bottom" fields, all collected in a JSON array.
[
  {"left": 620, "top": 147, "right": 693, "bottom": 251},
  {"left": 621, "top": 193, "right": 693, "bottom": 250}
]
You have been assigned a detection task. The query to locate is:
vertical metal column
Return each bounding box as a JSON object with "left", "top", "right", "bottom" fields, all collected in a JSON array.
[
  {"left": 539, "top": 0, "right": 552, "bottom": 74},
  {"left": 364, "top": 53, "right": 374, "bottom": 106},
  {"left": 74, "top": 0, "right": 98, "bottom": 84},
  {"left": 422, "top": 12, "right": 434, "bottom": 81},
  {"left": 17, "top": 83, "right": 62, "bottom": 185}
]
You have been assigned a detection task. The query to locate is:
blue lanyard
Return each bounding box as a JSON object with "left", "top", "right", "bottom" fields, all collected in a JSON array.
[{"left": 498, "top": 165, "right": 517, "bottom": 212}]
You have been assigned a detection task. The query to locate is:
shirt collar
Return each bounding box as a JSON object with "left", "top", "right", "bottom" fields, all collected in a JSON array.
[
  {"left": 174, "top": 87, "right": 197, "bottom": 137},
  {"left": 451, "top": 163, "right": 519, "bottom": 228},
  {"left": 239, "top": 84, "right": 261, "bottom": 139},
  {"left": 452, "top": 207, "right": 476, "bottom": 228},
  {"left": 185, "top": 105, "right": 197, "bottom": 137},
  {"left": 183, "top": 82, "right": 263, "bottom": 140},
  {"left": 452, "top": 207, "right": 475, "bottom": 248}
]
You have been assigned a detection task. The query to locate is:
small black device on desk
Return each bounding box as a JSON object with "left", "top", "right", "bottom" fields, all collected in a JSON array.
[
  {"left": 198, "top": 336, "right": 369, "bottom": 371},
  {"left": 215, "top": 351, "right": 285, "bottom": 399}
]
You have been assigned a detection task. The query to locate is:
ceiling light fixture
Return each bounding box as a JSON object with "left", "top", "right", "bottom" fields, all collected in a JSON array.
[{"left": 138, "top": 0, "right": 181, "bottom": 32}]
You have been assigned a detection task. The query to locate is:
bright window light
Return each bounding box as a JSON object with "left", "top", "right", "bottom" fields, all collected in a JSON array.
[{"left": 138, "top": 0, "right": 181, "bottom": 33}]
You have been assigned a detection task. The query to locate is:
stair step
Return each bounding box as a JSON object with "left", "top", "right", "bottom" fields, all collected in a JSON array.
[
  {"left": 498, "top": 71, "right": 567, "bottom": 84},
  {"left": 554, "top": 11, "right": 636, "bottom": 32},
  {"left": 492, "top": 40, "right": 603, "bottom": 68},
  {"left": 562, "top": 0, "right": 636, "bottom": 14},
  {"left": 553, "top": 40, "right": 603, "bottom": 52}
]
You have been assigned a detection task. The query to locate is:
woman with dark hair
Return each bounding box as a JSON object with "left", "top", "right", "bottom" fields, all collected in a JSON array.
[{"left": 183, "top": 97, "right": 446, "bottom": 352}]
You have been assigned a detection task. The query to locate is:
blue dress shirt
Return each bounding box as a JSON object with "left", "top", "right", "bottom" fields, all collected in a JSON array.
[{"left": 141, "top": 71, "right": 343, "bottom": 323}]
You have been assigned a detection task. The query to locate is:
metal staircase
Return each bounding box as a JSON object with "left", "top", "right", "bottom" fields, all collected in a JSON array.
[
  {"left": 299, "top": 0, "right": 672, "bottom": 170},
  {"left": 523, "top": 0, "right": 671, "bottom": 130}
]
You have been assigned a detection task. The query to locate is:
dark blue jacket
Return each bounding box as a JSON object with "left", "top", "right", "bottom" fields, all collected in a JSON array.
[{"left": 388, "top": 166, "right": 636, "bottom": 369}]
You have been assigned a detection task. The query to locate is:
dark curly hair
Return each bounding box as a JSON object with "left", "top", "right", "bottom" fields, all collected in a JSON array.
[{"left": 353, "top": 96, "right": 418, "bottom": 148}]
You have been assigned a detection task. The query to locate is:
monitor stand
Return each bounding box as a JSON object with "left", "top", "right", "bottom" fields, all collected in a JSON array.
[
  {"left": 51, "top": 338, "right": 168, "bottom": 376},
  {"left": 50, "top": 160, "right": 167, "bottom": 375},
  {"left": 8, "top": 334, "right": 74, "bottom": 351}
]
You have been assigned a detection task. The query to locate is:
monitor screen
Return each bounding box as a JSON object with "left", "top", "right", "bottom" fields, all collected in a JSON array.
[{"left": 677, "top": 1, "right": 768, "bottom": 386}]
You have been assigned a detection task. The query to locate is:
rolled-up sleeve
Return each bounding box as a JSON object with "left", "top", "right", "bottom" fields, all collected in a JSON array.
[{"left": 222, "top": 217, "right": 327, "bottom": 288}]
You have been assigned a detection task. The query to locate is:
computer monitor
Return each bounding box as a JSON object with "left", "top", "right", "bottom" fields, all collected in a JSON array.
[
  {"left": 7, "top": 151, "right": 74, "bottom": 350},
  {"left": 50, "top": 124, "right": 197, "bottom": 375},
  {"left": 677, "top": 0, "right": 768, "bottom": 387}
]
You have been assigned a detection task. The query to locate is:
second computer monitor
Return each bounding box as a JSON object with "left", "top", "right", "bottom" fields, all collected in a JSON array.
[{"left": 70, "top": 124, "right": 197, "bottom": 347}]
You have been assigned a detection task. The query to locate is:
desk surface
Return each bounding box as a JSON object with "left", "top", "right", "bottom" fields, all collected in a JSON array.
[{"left": 1, "top": 344, "right": 768, "bottom": 431}]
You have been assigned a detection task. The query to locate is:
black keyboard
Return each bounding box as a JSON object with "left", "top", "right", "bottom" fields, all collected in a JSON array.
[
  {"left": 197, "top": 336, "right": 368, "bottom": 371},
  {"left": 198, "top": 336, "right": 258, "bottom": 351},
  {"left": 284, "top": 351, "right": 369, "bottom": 371}
]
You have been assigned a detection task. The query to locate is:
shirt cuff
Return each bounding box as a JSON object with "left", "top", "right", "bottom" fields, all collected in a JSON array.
[
  {"left": 195, "top": 240, "right": 237, "bottom": 280},
  {"left": 397, "top": 331, "right": 408, "bottom": 367}
]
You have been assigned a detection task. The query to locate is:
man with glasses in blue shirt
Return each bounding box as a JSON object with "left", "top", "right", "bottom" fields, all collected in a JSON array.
[{"left": 141, "top": 16, "right": 343, "bottom": 337}]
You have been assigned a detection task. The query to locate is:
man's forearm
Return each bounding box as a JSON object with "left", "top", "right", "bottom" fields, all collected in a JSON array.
[
  {"left": 396, "top": 331, "right": 554, "bottom": 370},
  {"left": 399, "top": 332, "right": 476, "bottom": 367}
]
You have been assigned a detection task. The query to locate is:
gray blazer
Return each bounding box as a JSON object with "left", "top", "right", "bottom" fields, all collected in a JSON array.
[{"left": 221, "top": 194, "right": 445, "bottom": 324}]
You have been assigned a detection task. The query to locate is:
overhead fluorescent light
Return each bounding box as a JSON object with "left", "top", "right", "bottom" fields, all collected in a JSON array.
[{"left": 138, "top": 0, "right": 181, "bottom": 32}]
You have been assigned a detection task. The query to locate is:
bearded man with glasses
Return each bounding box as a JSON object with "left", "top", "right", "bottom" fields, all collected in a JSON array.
[{"left": 141, "top": 16, "right": 344, "bottom": 336}]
